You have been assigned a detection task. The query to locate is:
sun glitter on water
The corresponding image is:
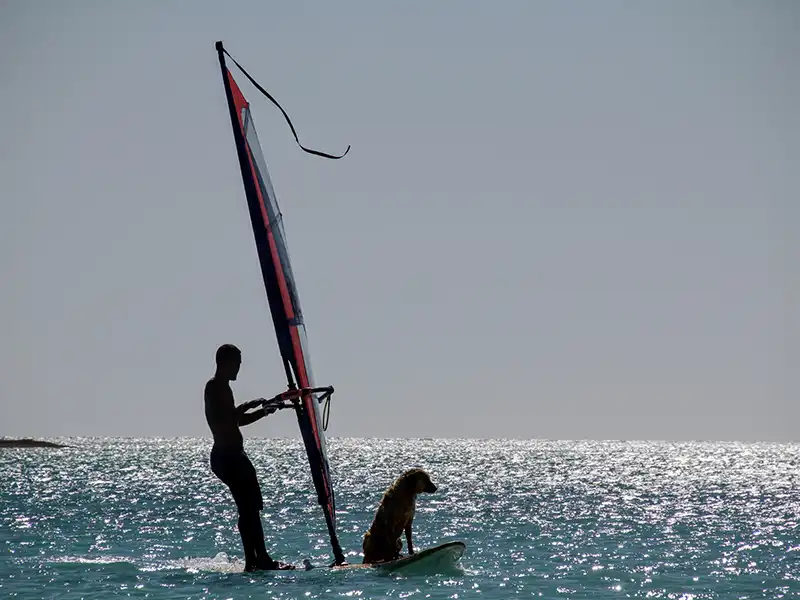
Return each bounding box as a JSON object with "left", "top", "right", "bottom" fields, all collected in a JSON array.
[{"left": 2, "top": 437, "right": 798, "bottom": 599}]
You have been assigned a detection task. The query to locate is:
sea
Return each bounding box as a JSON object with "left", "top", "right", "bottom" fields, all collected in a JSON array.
[{"left": 1, "top": 438, "right": 798, "bottom": 599}]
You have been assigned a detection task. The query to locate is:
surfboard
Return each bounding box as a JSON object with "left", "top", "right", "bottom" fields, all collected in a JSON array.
[
  {"left": 326, "top": 542, "right": 467, "bottom": 575},
  {"left": 373, "top": 541, "right": 466, "bottom": 574}
]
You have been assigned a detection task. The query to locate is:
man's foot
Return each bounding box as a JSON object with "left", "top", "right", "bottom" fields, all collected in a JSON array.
[
  {"left": 245, "top": 558, "right": 296, "bottom": 572},
  {"left": 255, "top": 556, "right": 296, "bottom": 571},
  {"left": 244, "top": 561, "right": 258, "bottom": 572}
]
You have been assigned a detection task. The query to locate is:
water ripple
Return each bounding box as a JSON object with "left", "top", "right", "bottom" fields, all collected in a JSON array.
[{"left": 1, "top": 438, "right": 798, "bottom": 599}]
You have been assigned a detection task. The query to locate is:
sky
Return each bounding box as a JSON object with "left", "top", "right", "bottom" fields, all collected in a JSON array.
[{"left": 1, "top": 1, "right": 797, "bottom": 442}]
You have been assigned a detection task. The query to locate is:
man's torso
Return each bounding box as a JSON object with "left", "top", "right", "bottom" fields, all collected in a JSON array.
[{"left": 204, "top": 377, "right": 243, "bottom": 450}]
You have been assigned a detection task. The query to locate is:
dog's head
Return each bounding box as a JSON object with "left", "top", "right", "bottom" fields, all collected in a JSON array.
[{"left": 401, "top": 468, "right": 437, "bottom": 495}]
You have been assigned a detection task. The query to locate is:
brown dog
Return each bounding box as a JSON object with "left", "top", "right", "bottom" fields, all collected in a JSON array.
[{"left": 362, "top": 468, "right": 437, "bottom": 564}]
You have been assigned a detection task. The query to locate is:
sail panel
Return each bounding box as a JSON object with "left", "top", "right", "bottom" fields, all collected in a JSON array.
[{"left": 222, "top": 66, "right": 340, "bottom": 552}]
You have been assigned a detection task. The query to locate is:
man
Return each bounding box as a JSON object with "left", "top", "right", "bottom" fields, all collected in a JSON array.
[{"left": 204, "top": 343, "right": 295, "bottom": 571}]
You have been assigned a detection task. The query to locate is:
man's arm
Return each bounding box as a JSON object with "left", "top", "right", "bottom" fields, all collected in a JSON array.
[{"left": 237, "top": 400, "right": 277, "bottom": 426}]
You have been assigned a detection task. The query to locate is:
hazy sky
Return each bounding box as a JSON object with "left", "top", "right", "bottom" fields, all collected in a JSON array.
[{"left": 1, "top": 1, "right": 796, "bottom": 442}]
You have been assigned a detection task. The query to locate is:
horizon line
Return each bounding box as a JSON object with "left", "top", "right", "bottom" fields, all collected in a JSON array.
[{"left": 1, "top": 435, "right": 797, "bottom": 446}]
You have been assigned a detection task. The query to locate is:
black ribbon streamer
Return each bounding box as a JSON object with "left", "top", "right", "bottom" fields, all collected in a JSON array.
[{"left": 223, "top": 48, "right": 350, "bottom": 160}]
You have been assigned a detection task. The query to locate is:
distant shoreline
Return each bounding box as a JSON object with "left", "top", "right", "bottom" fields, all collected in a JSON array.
[{"left": 0, "top": 438, "right": 69, "bottom": 449}]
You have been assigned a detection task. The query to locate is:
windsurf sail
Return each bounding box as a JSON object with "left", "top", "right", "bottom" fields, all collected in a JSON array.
[{"left": 215, "top": 41, "right": 347, "bottom": 565}]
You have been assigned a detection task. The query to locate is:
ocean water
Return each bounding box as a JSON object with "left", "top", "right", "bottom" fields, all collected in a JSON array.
[{"left": 1, "top": 438, "right": 798, "bottom": 599}]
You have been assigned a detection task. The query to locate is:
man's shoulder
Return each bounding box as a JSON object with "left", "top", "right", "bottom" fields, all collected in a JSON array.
[{"left": 205, "top": 377, "right": 231, "bottom": 399}]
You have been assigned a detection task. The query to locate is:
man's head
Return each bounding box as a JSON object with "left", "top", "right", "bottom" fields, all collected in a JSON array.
[{"left": 215, "top": 344, "right": 242, "bottom": 380}]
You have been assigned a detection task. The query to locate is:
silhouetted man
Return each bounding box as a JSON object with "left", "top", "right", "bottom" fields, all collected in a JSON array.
[{"left": 204, "top": 343, "right": 295, "bottom": 571}]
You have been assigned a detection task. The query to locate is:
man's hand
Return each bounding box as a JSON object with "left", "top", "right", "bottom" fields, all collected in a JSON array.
[
  {"left": 236, "top": 398, "right": 274, "bottom": 426},
  {"left": 239, "top": 398, "right": 264, "bottom": 412}
]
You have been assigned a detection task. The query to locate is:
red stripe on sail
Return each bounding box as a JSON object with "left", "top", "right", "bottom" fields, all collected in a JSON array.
[{"left": 227, "top": 69, "right": 333, "bottom": 513}]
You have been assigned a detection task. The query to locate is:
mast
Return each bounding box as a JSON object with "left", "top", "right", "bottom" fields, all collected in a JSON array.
[{"left": 215, "top": 41, "right": 346, "bottom": 565}]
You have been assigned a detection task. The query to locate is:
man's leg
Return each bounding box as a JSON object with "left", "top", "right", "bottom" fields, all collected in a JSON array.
[
  {"left": 211, "top": 449, "right": 264, "bottom": 570},
  {"left": 237, "top": 510, "right": 269, "bottom": 570},
  {"left": 232, "top": 453, "right": 269, "bottom": 568},
  {"left": 232, "top": 453, "right": 295, "bottom": 570},
  {"left": 232, "top": 510, "right": 258, "bottom": 570}
]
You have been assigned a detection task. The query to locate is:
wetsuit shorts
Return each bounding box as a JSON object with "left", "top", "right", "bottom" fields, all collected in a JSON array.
[{"left": 210, "top": 446, "right": 264, "bottom": 513}]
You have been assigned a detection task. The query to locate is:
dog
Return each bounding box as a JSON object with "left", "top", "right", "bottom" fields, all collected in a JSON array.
[{"left": 362, "top": 468, "right": 437, "bottom": 564}]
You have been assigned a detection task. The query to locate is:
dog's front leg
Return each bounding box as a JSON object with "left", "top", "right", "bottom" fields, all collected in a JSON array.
[{"left": 405, "top": 522, "right": 414, "bottom": 555}]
